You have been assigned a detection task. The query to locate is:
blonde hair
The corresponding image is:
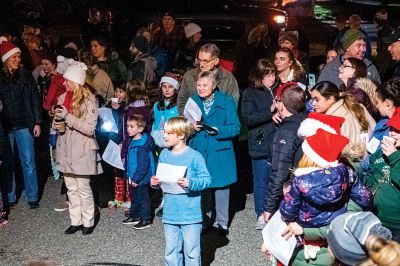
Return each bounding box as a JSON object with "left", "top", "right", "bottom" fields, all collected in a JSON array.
[
  {"left": 359, "top": 235, "right": 400, "bottom": 266},
  {"left": 163, "top": 116, "right": 194, "bottom": 140},
  {"left": 71, "top": 83, "right": 93, "bottom": 118},
  {"left": 297, "top": 153, "right": 320, "bottom": 169}
]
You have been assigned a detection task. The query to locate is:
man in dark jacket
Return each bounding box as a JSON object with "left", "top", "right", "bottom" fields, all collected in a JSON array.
[
  {"left": 128, "top": 36, "right": 157, "bottom": 85},
  {"left": 0, "top": 41, "right": 42, "bottom": 208},
  {"left": 263, "top": 83, "right": 308, "bottom": 222},
  {"left": 383, "top": 27, "right": 400, "bottom": 79}
]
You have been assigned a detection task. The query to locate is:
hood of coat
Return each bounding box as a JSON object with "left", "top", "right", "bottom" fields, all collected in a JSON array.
[
  {"left": 293, "top": 163, "right": 350, "bottom": 206},
  {"left": 132, "top": 53, "right": 157, "bottom": 69}
]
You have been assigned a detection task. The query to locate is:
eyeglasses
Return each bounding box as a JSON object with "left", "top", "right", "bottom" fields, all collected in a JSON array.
[
  {"left": 197, "top": 57, "right": 216, "bottom": 64},
  {"left": 339, "top": 64, "right": 354, "bottom": 69}
]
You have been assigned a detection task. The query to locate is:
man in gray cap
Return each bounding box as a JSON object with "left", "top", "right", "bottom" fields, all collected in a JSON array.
[
  {"left": 327, "top": 212, "right": 392, "bottom": 265},
  {"left": 383, "top": 27, "right": 400, "bottom": 79},
  {"left": 318, "top": 29, "right": 381, "bottom": 86}
]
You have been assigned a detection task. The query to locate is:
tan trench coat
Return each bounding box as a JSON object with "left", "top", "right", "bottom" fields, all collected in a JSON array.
[{"left": 54, "top": 93, "right": 103, "bottom": 175}]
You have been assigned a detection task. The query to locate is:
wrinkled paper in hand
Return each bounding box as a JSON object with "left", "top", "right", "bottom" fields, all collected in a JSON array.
[
  {"left": 98, "top": 107, "right": 118, "bottom": 133},
  {"left": 262, "top": 211, "right": 296, "bottom": 266},
  {"left": 156, "top": 163, "right": 187, "bottom": 194},
  {"left": 102, "top": 140, "right": 124, "bottom": 170}
]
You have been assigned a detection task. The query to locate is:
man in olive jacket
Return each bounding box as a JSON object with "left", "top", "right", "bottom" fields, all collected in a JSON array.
[{"left": 177, "top": 43, "right": 240, "bottom": 114}]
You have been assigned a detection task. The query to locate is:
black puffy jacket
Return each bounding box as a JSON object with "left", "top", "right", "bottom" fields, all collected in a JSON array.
[
  {"left": 241, "top": 83, "right": 279, "bottom": 160},
  {"left": 0, "top": 69, "right": 42, "bottom": 134},
  {"left": 264, "top": 111, "right": 308, "bottom": 213}
]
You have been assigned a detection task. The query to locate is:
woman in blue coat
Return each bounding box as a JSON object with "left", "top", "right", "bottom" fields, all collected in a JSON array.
[{"left": 189, "top": 71, "right": 240, "bottom": 235}]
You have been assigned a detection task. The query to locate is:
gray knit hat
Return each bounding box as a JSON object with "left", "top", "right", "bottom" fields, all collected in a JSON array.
[{"left": 327, "top": 212, "right": 392, "bottom": 265}]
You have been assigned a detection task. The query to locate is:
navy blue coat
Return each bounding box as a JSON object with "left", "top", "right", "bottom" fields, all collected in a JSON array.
[{"left": 189, "top": 91, "right": 240, "bottom": 188}]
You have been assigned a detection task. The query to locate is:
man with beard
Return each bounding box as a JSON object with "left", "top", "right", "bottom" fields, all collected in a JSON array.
[{"left": 127, "top": 36, "right": 157, "bottom": 85}]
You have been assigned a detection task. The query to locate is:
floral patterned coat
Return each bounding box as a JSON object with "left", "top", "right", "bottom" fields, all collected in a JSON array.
[{"left": 279, "top": 164, "right": 372, "bottom": 227}]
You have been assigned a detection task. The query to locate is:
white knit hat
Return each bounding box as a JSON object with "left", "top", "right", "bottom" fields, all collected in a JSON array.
[
  {"left": 56, "top": 55, "right": 75, "bottom": 74},
  {"left": 160, "top": 76, "right": 179, "bottom": 91},
  {"left": 184, "top": 23, "right": 202, "bottom": 38},
  {"left": 0, "top": 40, "right": 21, "bottom": 62},
  {"left": 63, "top": 62, "right": 88, "bottom": 85}
]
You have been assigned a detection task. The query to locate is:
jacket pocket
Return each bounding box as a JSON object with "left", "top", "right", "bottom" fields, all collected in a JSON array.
[{"left": 215, "top": 140, "right": 232, "bottom": 151}]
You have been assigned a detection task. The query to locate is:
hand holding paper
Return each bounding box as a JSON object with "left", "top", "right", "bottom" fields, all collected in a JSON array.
[{"left": 156, "top": 163, "right": 188, "bottom": 194}]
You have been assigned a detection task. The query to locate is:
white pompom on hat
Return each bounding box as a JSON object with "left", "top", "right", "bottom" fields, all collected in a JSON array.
[
  {"left": 0, "top": 40, "right": 21, "bottom": 62},
  {"left": 160, "top": 76, "right": 179, "bottom": 91},
  {"left": 63, "top": 62, "right": 88, "bottom": 85},
  {"left": 56, "top": 55, "right": 76, "bottom": 74},
  {"left": 184, "top": 23, "right": 202, "bottom": 38},
  {"left": 297, "top": 112, "right": 345, "bottom": 139}
]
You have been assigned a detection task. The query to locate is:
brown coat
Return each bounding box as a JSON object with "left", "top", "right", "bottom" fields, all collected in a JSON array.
[{"left": 54, "top": 93, "right": 103, "bottom": 175}]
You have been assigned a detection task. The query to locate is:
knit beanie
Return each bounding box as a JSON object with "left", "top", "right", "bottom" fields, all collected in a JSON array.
[
  {"left": 160, "top": 76, "right": 179, "bottom": 91},
  {"left": 0, "top": 40, "right": 21, "bottom": 62},
  {"left": 327, "top": 212, "right": 392, "bottom": 265},
  {"left": 278, "top": 31, "right": 299, "bottom": 47},
  {"left": 131, "top": 36, "right": 149, "bottom": 53},
  {"left": 341, "top": 29, "right": 365, "bottom": 50},
  {"left": 184, "top": 23, "right": 202, "bottom": 38},
  {"left": 63, "top": 62, "right": 88, "bottom": 85}
]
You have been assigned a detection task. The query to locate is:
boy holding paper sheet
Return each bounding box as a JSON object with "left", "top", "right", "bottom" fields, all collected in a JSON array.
[{"left": 150, "top": 116, "right": 211, "bottom": 266}]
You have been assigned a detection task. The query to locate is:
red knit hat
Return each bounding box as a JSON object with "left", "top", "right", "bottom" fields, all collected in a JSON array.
[
  {"left": 0, "top": 40, "right": 21, "bottom": 62},
  {"left": 302, "top": 128, "right": 349, "bottom": 168},
  {"left": 388, "top": 107, "right": 400, "bottom": 131},
  {"left": 298, "top": 112, "right": 345, "bottom": 138}
]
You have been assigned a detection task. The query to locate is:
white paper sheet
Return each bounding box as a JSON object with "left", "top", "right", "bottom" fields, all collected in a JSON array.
[
  {"left": 184, "top": 98, "right": 202, "bottom": 124},
  {"left": 262, "top": 211, "right": 297, "bottom": 266},
  {"left": 98, "top": 107, "right": 118, "bottom": 133},
  {"left": 102, "top": 140, "right": 124, "bottom": 170},
  {"left": 156, "top": 163, "right": 187, "bottom": 194}
]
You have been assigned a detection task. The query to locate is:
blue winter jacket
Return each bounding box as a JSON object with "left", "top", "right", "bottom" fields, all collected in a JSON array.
[
  {"left": 279, "top": 164, "right": 372, "bottom": 227},
  {"left": 125, "top": 133, "right": 155, "bottom": 186}
]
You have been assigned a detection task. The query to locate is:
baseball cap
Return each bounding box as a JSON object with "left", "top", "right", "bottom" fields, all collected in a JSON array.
[{"left": 382, "top": 27, "right": 400, "bottom": 44}]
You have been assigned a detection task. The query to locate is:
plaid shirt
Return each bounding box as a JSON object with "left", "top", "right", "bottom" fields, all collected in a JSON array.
[{"left": 154, "top": 25, "right": 185, "bottom": 57}]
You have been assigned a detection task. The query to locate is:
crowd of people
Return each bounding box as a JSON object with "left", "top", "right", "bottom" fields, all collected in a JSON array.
[{"left": 1, "top": 5, "right": 400, "bottom": 266}]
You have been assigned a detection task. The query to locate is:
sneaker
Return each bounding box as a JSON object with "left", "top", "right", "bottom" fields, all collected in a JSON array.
[
  {"left": 256, "top": 215, "right": 266, "bottom": 230},
  {"left": 133, "top": 220, "right": 152, "bottom": 230},
  {"left": 28, "top": 201, "right": 40, "bottom": 209},
  {"left": 54, "top": 201, "right": 69, "bottom": 212},
  {"left": 216, "top": 224, "right": 229, "bottom": 236},
  {"left": 122, "top": 217, "right": 140, "bottom": 225},
  {"left": 122, "top": 201, "right": 131, "bottom": 209}
]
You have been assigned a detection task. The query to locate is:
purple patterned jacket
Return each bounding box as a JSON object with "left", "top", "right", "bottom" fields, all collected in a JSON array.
[{"left": 279, "top": 164, "right": 372, "bottom": 227}]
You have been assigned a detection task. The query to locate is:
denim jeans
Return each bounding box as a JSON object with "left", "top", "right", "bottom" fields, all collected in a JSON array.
[
  {"left": 164, "top": 223, "right": 202, "bottom": 266},
  {"left": 252, "top": 159, "right": 271, "bottom": 217},
  {"left": 7, "top": 128, "right": 38, "bottom": 203},
  {"left": 129, "top": 185, "right": 151, "bottom": 221}
]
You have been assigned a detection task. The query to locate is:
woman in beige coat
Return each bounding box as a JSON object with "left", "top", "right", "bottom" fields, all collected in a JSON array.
[
  {"left": 54, "top": 62, "right": 103, "bottom": 235},
  {"left": 310, "top": 81, "right": 375, "bottom": 176}
]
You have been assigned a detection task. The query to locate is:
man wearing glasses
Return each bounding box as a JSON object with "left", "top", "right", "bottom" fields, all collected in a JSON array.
[
  {"left": 318, "top": 29, "right": 380, "bottom": 87},
  {"left": 383, "top": 27, "right": 400, "bottom": 79},
  {"left": 177, "top": 43, "right": 240, "bottom": 114}
]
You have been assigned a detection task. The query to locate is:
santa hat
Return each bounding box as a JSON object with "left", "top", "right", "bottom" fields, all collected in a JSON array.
[
  {"left": 160, "top": 76, "right": 179, "bottom": 91},
  {"left": 302, "top": 128, "right": 349, "bottom": 168},
  {"left": 63, "top": 62, "right": 88, "bottom": 85},
  {"left": 387, "top": 107, "right": 400, "bottom": 131},
  {"left": 0, "top": 40, "right": 21, "bottom": 62},
  {"left": 298, "top": 112, "right": 345, "bottom": 139}
]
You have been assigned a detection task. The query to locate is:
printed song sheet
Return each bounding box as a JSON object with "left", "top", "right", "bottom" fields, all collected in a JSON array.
[{"left": 156, "top": 163, "right": 187, "bottom": 194}]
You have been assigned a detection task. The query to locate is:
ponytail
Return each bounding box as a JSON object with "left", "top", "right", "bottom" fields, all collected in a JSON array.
[{"left": 341, "top": 92, "right": 370, "bottom": 132}]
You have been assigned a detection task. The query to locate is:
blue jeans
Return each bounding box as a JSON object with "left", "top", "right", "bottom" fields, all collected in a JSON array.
[
  {"left": 252, "top": 159, "right": 271, "bottom": 217},
  {"left": 129, "top": 185, "right": 151, "bottom": 221},
  {"left": 7, "top": 128, "right": 38, "bottom": 203},
  {"left": 164, "top": 223, "right": 202, "bottom": 266}
]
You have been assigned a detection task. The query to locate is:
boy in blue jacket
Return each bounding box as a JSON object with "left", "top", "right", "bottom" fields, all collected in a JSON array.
[
  {"left": 123, "top": 114, "right": 155, "bottom": 229},
  {"left": 151, "top": 116, "right": 211, "bottom": 266}
]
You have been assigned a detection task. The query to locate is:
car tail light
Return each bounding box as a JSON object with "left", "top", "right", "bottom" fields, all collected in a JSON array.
[{"left": 274, "top": 15, "right": 286, "bottom": 24}]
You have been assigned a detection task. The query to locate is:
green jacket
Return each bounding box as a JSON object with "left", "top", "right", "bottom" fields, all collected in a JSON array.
[
  {"left": 177, "top": 66, "right": 239, "bottom": 114},
  {"left": 364, "top": 149, "right": 400, "bottom": 229}
]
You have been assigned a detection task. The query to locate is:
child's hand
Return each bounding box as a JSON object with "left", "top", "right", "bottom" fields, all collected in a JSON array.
[
  {"left": 129, "top": 180, "right": 138, "bottom": 187},
  {"left": 177, "top": 177, "right": 189, "bottom": 188},
  {"left": 382, "top": 137, "right": 397, "bottom": 157},
  {"left": 283, "top": 184, "right": 291, "bottom": 196},
  {"left": 282, "top": 222, "right": 303, "bottom": 240},
  {"left": 151, "top": 175, "right": 161, "bottom": 186}
]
